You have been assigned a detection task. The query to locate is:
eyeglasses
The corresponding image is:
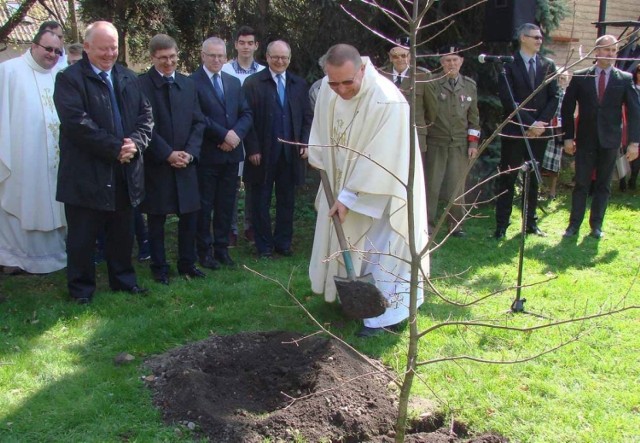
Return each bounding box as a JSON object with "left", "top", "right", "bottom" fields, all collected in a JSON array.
[
  {"left": 153, "top": 54, "right": 179, "bottom": 63},
  {"left": 33, "top": 42, "right": 63, "bottom": 56},
  {"left": 524, "top": 35, "right": 544, "bottom": 41},
  {"left": 328, "top": 77, "right": 356, "bottom": 87},
  {"left": 268, "top": 55, "right": 290, "bottom": 62},
  {"left": 203, "top": 52, "right": 226, "bottom": 60}
]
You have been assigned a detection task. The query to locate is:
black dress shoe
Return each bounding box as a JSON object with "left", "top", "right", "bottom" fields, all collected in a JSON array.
[
  {"left": 589, "top": 228, "right": 604, "bottom": 239},
  {"left": 274, "top": 247, "right": 292, "bottom": 257},
  {"left": 494, "top": 228, "right": 507, "bottom": 240},
  {"left": 126, "top": 285, "right": 149, "bottom": 295},
  {"left": 526, "top": 225, "right": 547, "bottom": 237},
  {"left": 199, "top": 256, "right": 220, "bottom": 270},
  {"left": 214, "top": 251, "right": 235, "bottom": 266},
  {"left": 153, "top": 273, "right": 169, "bottom": 285},
  {"left": 179, "top": 267, "right": 206, "bottom": 278},
  {"left": 563, "top": 225, "right": 580, "bottom": 238},
  {"left": 450, "top": 230, "right": 466, "bottom": 238}
]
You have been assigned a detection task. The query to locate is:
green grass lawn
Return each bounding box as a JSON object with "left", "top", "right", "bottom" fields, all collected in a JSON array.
[{"left": 1, "top": 181, "right": 639, "bottom": 442}]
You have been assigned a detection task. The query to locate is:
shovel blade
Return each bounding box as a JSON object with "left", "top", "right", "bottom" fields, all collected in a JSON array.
[{"left": 334, "top": 274, "right": 388, "bottom": 319}]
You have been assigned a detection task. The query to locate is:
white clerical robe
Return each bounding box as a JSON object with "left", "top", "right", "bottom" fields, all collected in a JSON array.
[
  {"left": 308, "top": 58, "right": 429, "bottom": 328},
  {"left": 0, "top": 51, "right": 66, "bottom": 273}
]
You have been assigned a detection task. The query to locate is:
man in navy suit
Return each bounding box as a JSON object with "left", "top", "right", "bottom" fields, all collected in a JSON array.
[
  {"left": 139, "top": 34, "right": 205, "bottom": 284},
  {"left": 191, "top": 37, "right": 253, "bottom": 268},
  {"left": 242, "top": 40, "right": 313, "bottom": 258},
  {"left": 495, "top": 23, "right": 560, "bottom": 240},
  {"left": 561, "top": 34, "right": 640, "bottom": 239}
]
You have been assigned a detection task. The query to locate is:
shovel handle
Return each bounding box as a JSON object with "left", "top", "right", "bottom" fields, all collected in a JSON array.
[{"left": 319, "top": 170, "right": 357, "bottom": 281}]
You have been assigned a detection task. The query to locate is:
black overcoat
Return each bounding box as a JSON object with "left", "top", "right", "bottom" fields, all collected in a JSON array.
[
  {"left": 138, "top": 68, "right": 204, "bottom": 214},
  {"left": 54, "top": 55, "right": 153, "bottom": 210}
]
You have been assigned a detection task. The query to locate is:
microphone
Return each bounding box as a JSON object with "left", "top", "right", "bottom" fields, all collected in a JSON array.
[{"left": 478, "top": 54, "right": 515, "bottom": 64}]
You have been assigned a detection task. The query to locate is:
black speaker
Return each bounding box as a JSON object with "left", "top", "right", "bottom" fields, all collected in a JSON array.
[{"left": 483, "top": 0, "right": 538, "bottom": 42}]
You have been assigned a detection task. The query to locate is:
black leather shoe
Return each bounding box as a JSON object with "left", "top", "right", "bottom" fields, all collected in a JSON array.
[
  {"left": 214, "top": 251, "right": 236, "bottom": 266},
  {"left": 563, "top": 225, "right": 579, "bottom": 238},
  {"left": 450, "top": 230, "right": 466, "bottom": 238},
  {"left": 590, "top": 228, "right": 604, "bottom": 239},
  {"left": 494, "top": 228, "right": 506, "bottom": 240},
  {"left": 199, "top": 256, "right": 220, "bottom": 270},
  {"left": 126, "top": 285, "right": 149, "bottom": 295},
  {"left": 526, "top": 225, "right": 547, "bottom": 237},
  {"left": 274, "top": 247, "right": 292, "bottom": 257},
  {"left": 179, "top": 267, "right": 206, "bottom": 278},
  {"left": 153, "top": 273, "right": 169, "bottom": 285}
]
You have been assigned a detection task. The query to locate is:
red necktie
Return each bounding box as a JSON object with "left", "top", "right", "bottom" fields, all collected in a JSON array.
[{"left": 598, "top": 70, "right": 606, "bottom": 103}]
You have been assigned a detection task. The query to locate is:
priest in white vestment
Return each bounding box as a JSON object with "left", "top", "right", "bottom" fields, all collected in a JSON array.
[
  {"left": 308, "top": 44, "right": 429, "bottom": 337},
  {"left": 0, "top": 30, "right": 67, "bottom": 274}
]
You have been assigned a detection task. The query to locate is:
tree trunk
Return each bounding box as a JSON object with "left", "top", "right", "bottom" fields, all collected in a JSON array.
[
  {"left": 67, "top": 0, "right": 79, "bottom": 42},
  {"left": 0, "top": 0, "right": 40, "bottom": 42}
]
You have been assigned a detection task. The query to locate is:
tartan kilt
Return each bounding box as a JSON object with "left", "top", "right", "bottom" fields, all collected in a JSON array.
[{"left": 542, "top": 139, "right": 562, "bottom": 173}]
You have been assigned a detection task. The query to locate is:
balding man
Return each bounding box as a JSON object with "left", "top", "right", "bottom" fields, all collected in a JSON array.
[
  {"left": 561, "top": 34, "right": 640, "bottom": 239},
  {"left": 308, "top": 44, "right": 429, "bottom": 337},
  {"left": 54, "top": 21, "right": 153, "bottom": 303},
  {"left": 0, "top": 29, "right": 66, "bottom": 274},
  {"left": 242, "top": 40, "right": 312, "bottom": 259}
]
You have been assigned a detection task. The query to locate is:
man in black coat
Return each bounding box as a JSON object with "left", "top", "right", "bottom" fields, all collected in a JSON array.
[
  {"left": 561, "top": 34, "right": 640, "bottom": 239},
  {"left": 494, "top": 23, "right": 560, "bottom": 240},
  {"left": 138, "top": 34, "right": 206, "bottom": 284},
  {"left": 242, "top": 40, "right": 313, "bottom": 258},
  {"left": 54, "top": 21, "right": 153, "bottom": 303},
  {"left": 191, "top": 37, "right": 253, "bottom": 268}
]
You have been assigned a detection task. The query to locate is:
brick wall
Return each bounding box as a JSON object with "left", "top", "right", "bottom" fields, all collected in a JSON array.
[{"left": 547, "top": 0, "right": 640, "bottom": 72}]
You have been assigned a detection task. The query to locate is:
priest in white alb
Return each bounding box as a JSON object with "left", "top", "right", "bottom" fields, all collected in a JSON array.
[
  {"left": 0, "top": 29, "right": 67, "bottom": 274},
  {"left": 308, "top": 44, "right": 429, "bottom": 338}
]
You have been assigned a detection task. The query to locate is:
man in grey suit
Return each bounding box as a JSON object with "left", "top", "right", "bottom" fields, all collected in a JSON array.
[{"left": 561, "top": 34, "right": 640, "bottom": 239}]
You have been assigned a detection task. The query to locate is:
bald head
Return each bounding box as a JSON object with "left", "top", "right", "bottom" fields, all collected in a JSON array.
[
  {"left": 594, "top": 34, "right": 618, "bottom": 69},
  {"left": 323, "top": 44, "right": 362, "bottom": 70},
  {"left": 84, "top": 21, "right": 119, "bottom": 71}
]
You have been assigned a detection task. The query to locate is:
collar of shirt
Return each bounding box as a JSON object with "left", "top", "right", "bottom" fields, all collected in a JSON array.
[
  {"left": 392, "top": 67, "right": 409, "bottom": 79},
  {"left": 519, "top": 51, "right": 536, "bottom": 68},
  {"left": 231, "top": 59, "right": 261, "bottom": 74},
  {"left": 270, "top": 69, "right": 286, "bottom": 84},
  {"left": 91, "top": 64, "right": 112, "bottom": 78},
  {"left": 202, "top": 65, "right": 222, "bottom": 79},
  {"left": 155, "top": 68, "right": 175, "bottom": 80}
]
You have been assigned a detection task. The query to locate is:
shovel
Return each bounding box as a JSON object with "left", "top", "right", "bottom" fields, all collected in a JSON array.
[{"left": 319, "top": 170, "right": 387, "bottom": 319}]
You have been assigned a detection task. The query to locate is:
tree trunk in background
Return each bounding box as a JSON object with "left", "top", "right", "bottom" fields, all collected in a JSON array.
[{"left": 67, "top": 0, "right": 79, "bottom": 42}]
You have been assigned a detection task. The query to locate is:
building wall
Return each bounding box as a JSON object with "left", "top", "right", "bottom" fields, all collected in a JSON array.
[{"left": 547, "top": 0, "right": 639, "bottom": 72}]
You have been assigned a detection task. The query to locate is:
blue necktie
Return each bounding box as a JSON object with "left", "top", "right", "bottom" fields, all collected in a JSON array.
[
  {"left": 212, "top": 73, "right": 224, "bottom": 102},
  {"left": 98, "top": 71, "right": 124, "bottom": 138},
  {"left": 277, "top": 74, "right": 285, "bottom": 106}
]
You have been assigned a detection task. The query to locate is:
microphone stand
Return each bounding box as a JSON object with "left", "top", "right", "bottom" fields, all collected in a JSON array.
[{"left": 495, "top": 60, "right": 549, "bottom": 320}]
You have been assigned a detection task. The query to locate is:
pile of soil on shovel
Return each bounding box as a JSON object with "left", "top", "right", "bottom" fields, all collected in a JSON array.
[{"left": 144, "top": 331, "right": 507, "bottom": 442}]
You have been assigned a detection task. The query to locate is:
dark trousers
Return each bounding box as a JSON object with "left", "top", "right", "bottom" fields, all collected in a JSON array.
[
  {"left": 569, "top": 144, "right": 618, "bottom": 229},
  {"left": 251, "top": 152, "right": 295, "bottom": 255},
  {"left": 65, "top": 203, "right": 136, "bottom": 299},
  {"left": 196, "top": 163, "right": 239, "bottom": 259},
  {"left": 495, "top": 137, "right": 546, "bottom": 229},
  {"left": 147, "top": 211, "right": 197, "bottom": 275}
]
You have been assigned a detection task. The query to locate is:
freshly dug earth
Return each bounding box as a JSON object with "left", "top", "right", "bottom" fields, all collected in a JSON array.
[{"left": 144, "top": 331, "right": 507, "bottom": 442}]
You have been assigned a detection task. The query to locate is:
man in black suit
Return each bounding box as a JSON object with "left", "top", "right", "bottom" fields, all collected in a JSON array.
[
  {"left": 54, "top": 21, "right": 153, "bottom": 303},
  {"left": 495, "top": 23, "right": 560, "bottom": 240},
  {"left": 191, "top": 37, "right": 253, "bottom": 268},
  {"left": 561, "top": 34, "right": 640, "bottom": 239},
  {"left": 242, "top": 40, "right": 313, "bottom": 258},
  {"left": 138, "top": 34, "right": 205, "bottom": 284}
]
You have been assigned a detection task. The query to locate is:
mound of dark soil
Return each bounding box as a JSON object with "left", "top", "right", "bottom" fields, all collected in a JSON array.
[{"left": 144, "top": 331, "right": 507, "bottom": 442}]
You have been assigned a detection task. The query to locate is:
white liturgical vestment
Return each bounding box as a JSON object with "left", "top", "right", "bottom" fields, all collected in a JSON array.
[
  {"left": 308, "top": 58, "right": 429, "bottom": 328},
  {"left": 0, "top": 50, "right": 66, "bottom": 273}
]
